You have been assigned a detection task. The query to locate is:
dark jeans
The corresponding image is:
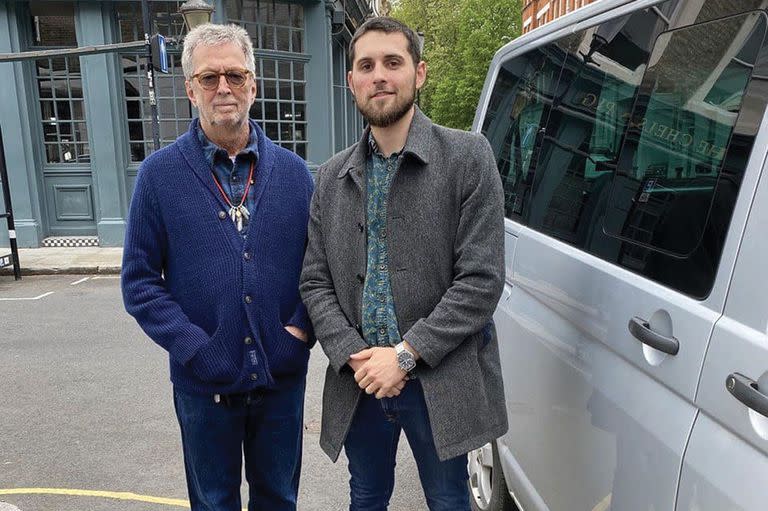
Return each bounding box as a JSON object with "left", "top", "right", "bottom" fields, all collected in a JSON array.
[
  {"left": 344, "top": 379, "right": 471, "bottom": 511},
  {"left": 173, "top": 377, "right": 305, "bottom": 511}
]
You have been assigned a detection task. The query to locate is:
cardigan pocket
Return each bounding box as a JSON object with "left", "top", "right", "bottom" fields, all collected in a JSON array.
[
  {"left": 189, "top": 328, "right": 240, "bottom": 384},
  {"left": 281, "top": 324, "right": 310, "bottom": 346},
  {"left": 267, "top": 323, "right": 311, "bottom": 377}
]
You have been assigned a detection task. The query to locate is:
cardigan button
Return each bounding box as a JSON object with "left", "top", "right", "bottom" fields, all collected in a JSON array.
[
  {"left": 244, "top": 336, "right": 253, "bottom": 345},
  {"left": 244, "top": 295, "right": 252, "bottom": 304},
  {"left": 243, "top": 252, "right": 251, "bottom": 260},
  {"left": 218, "top": 211, "right": 227, "bottom": 220},
  {"left": 250, "top": 373, "right": 259, "bottom": 381}
]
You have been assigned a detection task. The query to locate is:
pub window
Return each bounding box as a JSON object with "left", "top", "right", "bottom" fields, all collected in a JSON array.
[
  {"left": 228, "top": 0, "right": 307, "bottom": 158},
  {"left": 30, "top": 3, "right": 89, "bottom": 164},
  {"left": 250, "top": 58, "right": 306, "bottom": 158},
  {"left": 36, "top": 57, "right": 89, "bottom": 164},
  {"left": 116, "top": 1, "right": 190, "bottom": 162},
  {"left": 332, "top": 36, "right": 365, "bottom": 153},
  {"left": 226, "top": 0, "right": 304, "bottom": 52}
]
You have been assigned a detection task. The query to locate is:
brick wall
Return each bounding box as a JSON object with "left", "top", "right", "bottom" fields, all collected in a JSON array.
[{"left": 522, "top": 0, "right": 598, "bottom": 34}]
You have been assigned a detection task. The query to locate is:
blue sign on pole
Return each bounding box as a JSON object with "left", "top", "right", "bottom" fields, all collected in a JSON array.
[{"left": 151, "top": 34, "right": 169, "bottom": 74}]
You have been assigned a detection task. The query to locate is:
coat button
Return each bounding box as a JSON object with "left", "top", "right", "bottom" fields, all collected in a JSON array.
[
  {"left": 356, "top": 274, "right": 364, "bottom": 283},
  {"left": 358, "top": 222, "right": 365, "bottom": 232},
  {"left": 244, "top": 336, "right": 253, "bottom": 345},
  {"left": 244, "top": 295, "right": 252, "bottom": 304},
  {"left": 218, "top": 211, "right": 227, "bottom": 220}
]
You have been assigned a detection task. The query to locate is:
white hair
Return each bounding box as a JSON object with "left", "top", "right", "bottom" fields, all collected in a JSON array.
[{"left": 181, "top": 23, "right": 256, "bottom": 79}]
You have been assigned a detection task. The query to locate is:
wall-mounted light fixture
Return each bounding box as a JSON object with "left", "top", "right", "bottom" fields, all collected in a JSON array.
[{"left": 179, "top": 0, "right": 215, "bottom": 32}]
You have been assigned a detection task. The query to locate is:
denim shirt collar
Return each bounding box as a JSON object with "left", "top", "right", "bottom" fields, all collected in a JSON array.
[{"left": 196, "top": 122, "right": 260, "bottom": 168}]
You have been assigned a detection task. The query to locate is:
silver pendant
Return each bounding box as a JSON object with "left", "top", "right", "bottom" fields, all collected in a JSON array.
[{"left": 228, "top": 205, "right": 250, "bottom": 232}]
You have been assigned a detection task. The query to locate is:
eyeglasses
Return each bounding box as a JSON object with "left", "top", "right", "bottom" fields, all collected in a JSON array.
[{"left": 191, "top": 69, "right": 252, "bottom": 90}]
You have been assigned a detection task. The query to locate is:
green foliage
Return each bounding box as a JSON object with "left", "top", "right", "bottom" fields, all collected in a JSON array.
[{"left": 391, "top": 0, "right": 522, "bottom": 130}]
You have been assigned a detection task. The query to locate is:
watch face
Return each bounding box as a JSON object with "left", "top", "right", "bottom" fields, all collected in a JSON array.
[{"left": 398, "top": 351, "right": 416, "bottom": 372}]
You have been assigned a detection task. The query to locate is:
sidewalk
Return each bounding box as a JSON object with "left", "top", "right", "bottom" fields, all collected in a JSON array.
[{"left": 0, "top": 247, "right": 122, "bottom": 276}]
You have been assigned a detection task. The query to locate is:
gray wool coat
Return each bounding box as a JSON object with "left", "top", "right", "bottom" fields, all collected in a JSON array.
[{"left": 299, "top": 108, "right": 508, "bottom": 462}]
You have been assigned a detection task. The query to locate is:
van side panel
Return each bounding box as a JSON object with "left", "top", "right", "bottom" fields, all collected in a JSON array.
[
  {"left": 478, "top": 2, "right": 768, "bottom": 510},
  {"left": 679, "top": 108, "right": 768, "bottom": 510}
]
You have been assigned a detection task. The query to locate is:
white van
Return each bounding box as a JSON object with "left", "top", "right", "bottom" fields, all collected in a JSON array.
[{"left": 468, "top": 1, "right": 768, "bottom": 510}]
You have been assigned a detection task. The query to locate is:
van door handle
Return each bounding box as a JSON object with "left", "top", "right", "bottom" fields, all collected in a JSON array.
[
  {"left": 726, "top": 373, "right": 768, "bottom": 419},
  {"left": 628, "top": 317, "right": 679, "bottom": 355}
]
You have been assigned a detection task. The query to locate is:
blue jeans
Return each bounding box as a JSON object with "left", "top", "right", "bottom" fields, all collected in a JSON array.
[
  {"left": 344, "top": 379, "right": 470, "bottom": 511},
  {"left": 173, "top": 377, "right": 305, "bottom": 511}
]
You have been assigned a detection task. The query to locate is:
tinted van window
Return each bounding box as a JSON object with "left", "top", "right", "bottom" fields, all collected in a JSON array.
[
  {"left": 481, "top": 39, "right": 575, "bottom": 218},
  {"left": 483, "top": 4, "right": 768, "bottom": 298},
  {"left": 524, "top": 7, "right": 674, "bottom": 246},
  {"left": 604, "top": 12, "right": 767, "bottom": 297}
]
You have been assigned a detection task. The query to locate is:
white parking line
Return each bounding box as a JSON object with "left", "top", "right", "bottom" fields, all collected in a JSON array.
[
  {"left": 91, "top": 276, "right": 120, "bottom": 280},
  {"left": 70, "top": 277, "right": 91, "bottom": 286},
  {"left": 0, "top": 292, "right": 54, "bottom": 301}
]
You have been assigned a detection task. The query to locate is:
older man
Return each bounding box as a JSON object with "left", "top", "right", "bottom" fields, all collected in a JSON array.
[
  {"left": 122, "top": 23, "right": 313, "bottom": 511},
  {"left": 300, "top": 16, "right": 507, "bottom": 511}
]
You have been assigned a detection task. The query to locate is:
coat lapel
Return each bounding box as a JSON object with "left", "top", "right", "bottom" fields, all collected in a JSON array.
[
  {"left": 337, "top": 129, "right": 368, "bottom": 192},
  {"left": 401, "top": 107, "right": 432, "bottom": 166}
]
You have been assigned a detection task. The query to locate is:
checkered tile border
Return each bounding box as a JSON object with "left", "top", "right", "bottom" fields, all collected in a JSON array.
[{"left": 42, "top": 236, "right": 99, "bottom": 248}]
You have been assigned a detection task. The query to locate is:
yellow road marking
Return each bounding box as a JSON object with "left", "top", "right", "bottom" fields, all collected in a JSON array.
[
  {"left": 592, "top": 493, "right": 612, "bottom": 511},
  {"left": 0, "top": 488, "right": 190, "bottom": 508},
  {"left": 0, "top": 488, "right": 249, "bottom": 510}
]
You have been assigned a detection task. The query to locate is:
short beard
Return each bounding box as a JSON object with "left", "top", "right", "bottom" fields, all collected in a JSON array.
[{"left": 356, "top": 87, "right": 416, "bottom": 128}]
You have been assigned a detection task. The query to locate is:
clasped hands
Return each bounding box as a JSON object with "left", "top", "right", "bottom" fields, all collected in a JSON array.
[{"left": 349, "top": 347, "right": 408, "bottom": 399}]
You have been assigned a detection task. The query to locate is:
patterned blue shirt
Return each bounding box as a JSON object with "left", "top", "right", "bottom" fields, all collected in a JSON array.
[
  {"left": 362, "top": 133, "right": 402, "bottom": 347},
  {"left": 196, "top": 123, "right": 260, "bottom": 237}
]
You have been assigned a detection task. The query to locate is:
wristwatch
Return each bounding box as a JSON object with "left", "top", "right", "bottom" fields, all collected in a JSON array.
[{"left": 395, "top": 342, "right": 417, "bottom": 373}]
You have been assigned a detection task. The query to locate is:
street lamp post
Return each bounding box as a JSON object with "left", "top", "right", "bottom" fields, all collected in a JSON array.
[{"left": 141, "top": 0, "right": 161, "bottom": 151}]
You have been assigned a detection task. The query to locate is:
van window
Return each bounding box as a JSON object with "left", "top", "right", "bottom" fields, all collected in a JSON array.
[
  {"left": 522, "top": 5, "right": 675, "bottom": 246},
  {"left": 481, "top": 39, "right": 576, "bottom": 218},
  {"left": 483, "top": 4, "right": 768, "bottom": 298},
  {"left": 603, "top": 12, "right": 767, "bottom": 297}
]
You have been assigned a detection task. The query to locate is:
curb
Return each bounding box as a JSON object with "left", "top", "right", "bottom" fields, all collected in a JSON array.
[{"left": 0, "top": 266, "right": 121, "bottom": 276}]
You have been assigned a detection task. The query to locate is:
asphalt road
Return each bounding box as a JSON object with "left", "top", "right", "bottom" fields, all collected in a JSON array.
[{"left": 0, "top": 275, "right": 427, "bottom": 510}]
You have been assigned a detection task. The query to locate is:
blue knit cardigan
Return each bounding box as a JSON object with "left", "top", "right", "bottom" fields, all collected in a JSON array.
[{"left": 122, "top": 119, "right": 314, "bottom": 395}]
